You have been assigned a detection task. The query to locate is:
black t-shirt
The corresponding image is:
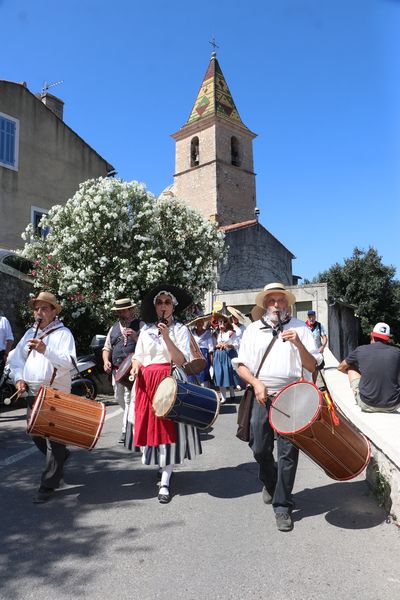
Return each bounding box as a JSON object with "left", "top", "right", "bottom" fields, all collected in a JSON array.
[{"left": 345, "top": 342, "right": 400, "bottom": 408}]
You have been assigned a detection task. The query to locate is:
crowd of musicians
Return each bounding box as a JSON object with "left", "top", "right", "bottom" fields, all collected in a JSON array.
[{"left": 4, "top": 281, "right": 400, "bottom": 532}]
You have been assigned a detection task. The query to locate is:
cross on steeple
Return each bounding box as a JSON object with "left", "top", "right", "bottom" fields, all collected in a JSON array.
[{"left": 209, "top": 37, "right": 219, "bottom": 53}]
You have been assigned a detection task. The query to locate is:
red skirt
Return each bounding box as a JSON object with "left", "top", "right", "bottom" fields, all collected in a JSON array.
[{"left": 134, "top": 363, "right": 177, "bottom": 447}]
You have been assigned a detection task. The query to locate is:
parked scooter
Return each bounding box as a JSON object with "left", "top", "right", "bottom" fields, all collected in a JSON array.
[{"left": 70, "top": 355, "right": 98, "bottom": 400}]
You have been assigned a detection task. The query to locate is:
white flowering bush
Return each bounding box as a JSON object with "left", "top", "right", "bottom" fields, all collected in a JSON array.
[{"left": 21, "top": 177, "right": 225, "bottom": 348}]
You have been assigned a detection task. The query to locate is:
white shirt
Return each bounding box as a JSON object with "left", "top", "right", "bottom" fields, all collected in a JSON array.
[
  {"left": 233, "top": 317, "right": 322, "bottom": 394},
  {"left": 232, "top": 323, "right": 246, "bottom": 350},
  {"left": 192, "top": 329, "right": 215, "bottom": 353},
  {"left": 216, "top": 330, "right": 237, "bottom": 345},
  {"left": 9, "top": 324, "right": 76, "bottom": 394},
  {"left": 0, "top": 316, "right": 14, "bottom": 350},
  {"left": 133, "top": 321, "right": 191, "bottom": 367}
]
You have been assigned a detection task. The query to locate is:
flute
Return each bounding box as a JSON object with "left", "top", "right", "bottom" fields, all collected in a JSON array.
[
  {"left": 158, "top": 310, "right": 167, "bottom": 336},
  {"left": 276, "top": 311, "right": 286, "bottom": 341}
]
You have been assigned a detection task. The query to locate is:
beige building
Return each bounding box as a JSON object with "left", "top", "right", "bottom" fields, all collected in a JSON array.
[
  {"left": 165, "top": 52, "right": 295, "bottom": 291},
  {"left": 171, "top": 52, "right": 257, "bottom": 226},
  {"left": 0, "top": 80, "right": 114, "bottom": 250}
]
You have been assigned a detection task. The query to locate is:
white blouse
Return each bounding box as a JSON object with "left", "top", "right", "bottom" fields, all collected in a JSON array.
[
  {"left": 216, "top": 330, "right": 237, "bottom": 346},
  {"left": 192, "top": 329, "right": 215, "bottom": 353},
  {"left": 133, "top": 321, "right": 191, "bottom": 367}
]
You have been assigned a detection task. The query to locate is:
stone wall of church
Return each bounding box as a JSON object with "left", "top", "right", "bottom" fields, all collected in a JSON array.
[
  {"left": 173, "top": 126, "right": 218, "bottom": 220},
  {"left": 173, "top": 120, "right": 256, "bottom": 226},
  {"left": 218, "top": 225, "right": 293, "bottom": 291}
]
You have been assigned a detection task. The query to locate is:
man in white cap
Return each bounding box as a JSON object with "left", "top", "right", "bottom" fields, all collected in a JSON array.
[
  {"left": 102, "top": 298, "right": 141, "bottom": 443},
  {"left": 235, "top": 282, "right": 321, "bottom": 532},
  {"left": 338, "top": 322, "right": 400, "bottom": 412},
  {"left": 9, "top": 291, "right": 76, "bottom": 503}
]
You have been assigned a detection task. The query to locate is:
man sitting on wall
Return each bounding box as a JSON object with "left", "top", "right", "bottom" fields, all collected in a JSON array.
[{"left": 337, "top": 323, "right": 400, "bottom": 413}]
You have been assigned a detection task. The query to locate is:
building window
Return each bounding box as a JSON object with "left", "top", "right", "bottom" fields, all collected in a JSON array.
[
  {"left": 190, "top": 137, "right": 199, "bottom": 167},
  {"left": 294, "top": 301, "right": 312, "bottom": 322},
  {"left": 31, "top": 206, "right": 49, "bottom": 238},
  {"left": 231, "top": 136, "right": 241, "bottom": 167},
  {"left": 0, "top": 112, "right": 19, "bottom": 170}
]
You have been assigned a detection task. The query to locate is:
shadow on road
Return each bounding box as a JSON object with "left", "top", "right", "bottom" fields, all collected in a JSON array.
[{"left": 293, "top": 480, "right": 386, "bottom": 529}]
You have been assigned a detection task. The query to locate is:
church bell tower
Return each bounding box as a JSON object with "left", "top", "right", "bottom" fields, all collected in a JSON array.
[{"left": 171, "top": 52, "right": 257, "bottom": 226}]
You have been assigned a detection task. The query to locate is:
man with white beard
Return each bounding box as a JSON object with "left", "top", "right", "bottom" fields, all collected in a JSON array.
[{"left": 235, "top": 283, "right": 321, "bottom": 532}]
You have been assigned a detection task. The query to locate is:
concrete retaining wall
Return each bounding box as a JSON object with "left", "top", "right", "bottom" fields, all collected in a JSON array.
[{"left": 323, "top": 349, "right": 400, "bottom": 521}]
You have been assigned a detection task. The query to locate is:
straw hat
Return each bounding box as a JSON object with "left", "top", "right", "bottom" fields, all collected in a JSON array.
[
  {"left": 28, "top": 292, "right": 61, "bottom": 314},
  {"left": 251, "top": 305, "right": 265, "bottom": 322},
  {"left": 186, "top": 314, "right": 212, "bottom": 327},
  {"left": 254, "top": 282, "right": 296, "bottom": 310},
  {"left": 227, "top": 306, "right": 246, "bottom": 325},
  {"left": 111, "top": 298, "right": 137, "bottom": 311}
]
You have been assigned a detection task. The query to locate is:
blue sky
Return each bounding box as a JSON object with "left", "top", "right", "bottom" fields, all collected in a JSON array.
[{"left": 2, "top": 0, "right": 399, "bottom": 281}]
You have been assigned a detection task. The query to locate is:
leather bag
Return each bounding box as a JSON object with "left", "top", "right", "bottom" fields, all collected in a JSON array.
[{"left": 181, "top": 332, "right": 207, "bottom": 376}]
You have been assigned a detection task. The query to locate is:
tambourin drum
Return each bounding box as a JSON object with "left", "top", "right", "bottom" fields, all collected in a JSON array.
[
  {"left": 27, "top": 386, "right": 106, "bottom": 450},
  {"left": 269, "top": 380, "right": 371, "bottom": 481},
  {"left": 152, "top": 376, "right": 220, "bottom": 430},
  {"left": 114, "top": 353, "right": 135, "bottom": 389}
]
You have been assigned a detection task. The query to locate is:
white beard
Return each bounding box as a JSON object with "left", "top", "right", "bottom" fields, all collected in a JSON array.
[{"left": 265, "top": 306, "right": 289, "bottom": 324}]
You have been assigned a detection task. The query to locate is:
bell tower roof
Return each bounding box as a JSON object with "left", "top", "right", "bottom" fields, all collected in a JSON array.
[{"left": 185, "top": 52, "right": 249, "bottom": 130}]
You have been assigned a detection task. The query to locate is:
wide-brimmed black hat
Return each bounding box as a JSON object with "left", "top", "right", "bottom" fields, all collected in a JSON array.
[{"left": 140, "top": 284, "right": 193, "bottom": 323}]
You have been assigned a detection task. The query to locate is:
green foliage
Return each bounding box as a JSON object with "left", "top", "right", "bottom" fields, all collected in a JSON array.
[
  {"left": 312, "top": 247, "right": 400, "bottom": 341},
  {"left": 20, "top": 177, "right": 226, "bottom": 350},
  {"left": 372, "top": 464, "right": 391, "bottom": 508}
]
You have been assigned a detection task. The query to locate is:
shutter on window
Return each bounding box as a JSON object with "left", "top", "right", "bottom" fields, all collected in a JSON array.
[{"left": 0, "top": 117, "right": 16, "bottom": 166}]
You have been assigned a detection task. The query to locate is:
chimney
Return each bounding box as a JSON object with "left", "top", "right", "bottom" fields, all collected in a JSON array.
[{"left": 40, "top": 92, "right": 64, "bottom": 120}]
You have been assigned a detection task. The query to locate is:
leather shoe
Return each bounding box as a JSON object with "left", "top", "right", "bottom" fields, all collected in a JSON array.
[
  {"left": 275, "top": 512, "right": 293, "bottom": 532},
  {"left": 262, "top": 486, "right": 275, "bottom": 504},
  {"left": 33, "top": 486, "right": 54, "bottom": 504},
  {"left": 158, "top": 485, "right": 171, "bottom": 504}
]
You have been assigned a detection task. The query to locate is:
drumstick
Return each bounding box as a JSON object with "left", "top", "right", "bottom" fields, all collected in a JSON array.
[
  {"left": 270, "top": 404, "right": 290, "bottom": 418},
  {"left": 3, "top": 390, "right": 20, "bottom": 406}
]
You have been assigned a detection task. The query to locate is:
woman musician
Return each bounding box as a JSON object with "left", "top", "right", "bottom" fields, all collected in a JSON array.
[{"left": 129, "top": 284, "right": 202, "bottom": 504}]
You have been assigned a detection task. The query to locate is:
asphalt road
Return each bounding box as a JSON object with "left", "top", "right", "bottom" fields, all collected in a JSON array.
[{"left": 1, "top": 395, "right": 399, "bottom": 600}]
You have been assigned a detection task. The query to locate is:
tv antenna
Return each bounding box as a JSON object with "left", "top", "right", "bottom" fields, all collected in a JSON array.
[{"left": 41, "top": 79, "right": 64, "bottom": 95}]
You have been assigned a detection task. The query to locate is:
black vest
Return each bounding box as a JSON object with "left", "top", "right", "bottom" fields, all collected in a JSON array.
[{"left": 110, "top": 319, "right": 140, "bottom": 367}]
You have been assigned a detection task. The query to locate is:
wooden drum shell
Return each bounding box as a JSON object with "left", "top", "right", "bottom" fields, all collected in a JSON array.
[{"left": 27, "top": 386, "right": 106, "bottom": 450}]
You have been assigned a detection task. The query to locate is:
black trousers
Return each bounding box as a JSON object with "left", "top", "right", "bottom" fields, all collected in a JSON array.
[
  {"left": 249, "top": 397, "right": 299, "bottom": 514},
  {"left": 27, "top": 396, "right": 68, "bottom": 489}
]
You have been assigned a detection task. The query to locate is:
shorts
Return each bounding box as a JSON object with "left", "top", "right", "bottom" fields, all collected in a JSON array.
[{"left": 350, "top": 378, "right": 400, "bottom": 413}]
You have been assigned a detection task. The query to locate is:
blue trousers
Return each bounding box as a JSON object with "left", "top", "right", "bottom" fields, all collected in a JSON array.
[
  {"left": 249, "top": 397, "right": 299, "bottom": 514},
  {"left": 27, "top": 396, "right": 68, "bottom": 489}
]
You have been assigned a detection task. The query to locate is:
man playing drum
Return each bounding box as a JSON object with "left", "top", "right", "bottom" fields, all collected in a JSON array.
[
  {"left": 234, "top": 283, "right": 322, "bottom": 532},
  {"left": 9, "top": 292, "right": 76, "bottom": 503}
]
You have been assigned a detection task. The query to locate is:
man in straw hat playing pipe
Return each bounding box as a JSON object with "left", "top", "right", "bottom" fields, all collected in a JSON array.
[
  {"left": 102, "top": 298, "right": 141, "bottom": 444},
  {"left": 234, "top": 283, "right": 322, "bottom": 532},
  {"left": 9, "top": 292, "right": 76, "bottom": 503}
]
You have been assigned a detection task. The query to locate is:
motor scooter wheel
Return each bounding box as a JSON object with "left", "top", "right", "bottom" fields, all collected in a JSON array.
[{"left": 71, "top": 378, "right": 97, "bottom": 401}]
